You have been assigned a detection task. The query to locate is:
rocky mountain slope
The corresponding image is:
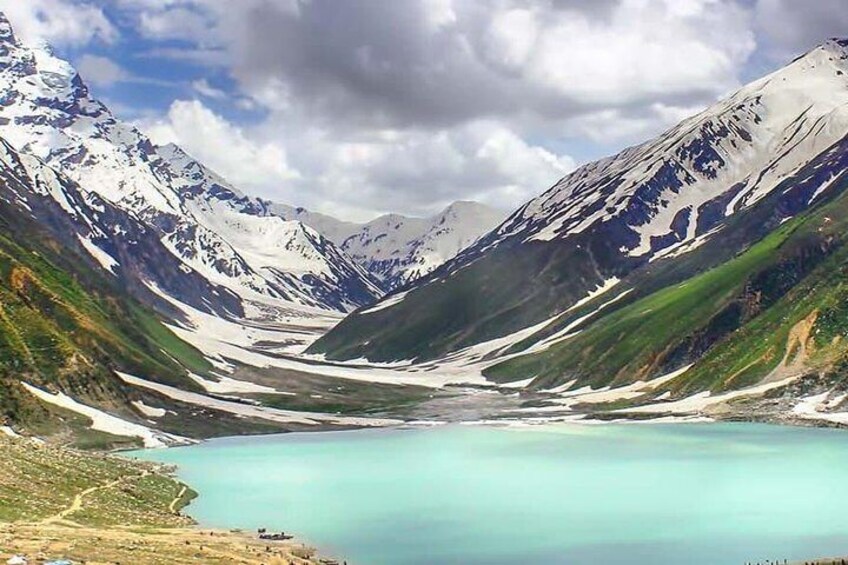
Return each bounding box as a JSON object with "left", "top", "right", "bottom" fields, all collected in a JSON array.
[
  {"left": 0, "top": 14, "right": 381, "bottom": 317},
  {"left": 311, "top": 37, "right": 848, "bottom": 402},
  {"left": 0, "top": 135, "right": 212, "bottom": 442}
]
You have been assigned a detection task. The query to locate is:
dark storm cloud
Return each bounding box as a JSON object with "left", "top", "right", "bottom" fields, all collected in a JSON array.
[
  {"left": 225, "top": 0, "right": 530, "bottom": 127},
  {"left": 216, "top": 0, "right": 751, "bottom": 130},
  {"left": 90, "top": 0, "right": 762, "bottom": 219}
]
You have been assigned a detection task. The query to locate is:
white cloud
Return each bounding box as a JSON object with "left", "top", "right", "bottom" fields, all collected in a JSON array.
[
  {"left": 0, "top": 0, "right": 117, "bottom": 46},
  {"left": 77, "top": 54, "right": 130, "bottom": 87},
  {"left": 524, "top": 0, "right": 754, "bottom": 105},
  {"left": 754, "top": 0, "right": 848, "bottom": 60},
  {"left": 483, "top": 8, "right": 539, "bottom": 70},
  {"left": 141, "top": 100, "right": 300, "bottom": 195},
  {"left": 191, "top": 78, "right": 227, "bottom": 99},
  {"left": 138, "top": 98, "right": 574, "bottom": 221},
  {"left": 75, "top": 53, "right": 173, "bottom": 91},
  {"left": 565, "top": 102, "right": 710, "bottom": 143},
  {"left": 138, "top": 6, "right": 212, "bottom": 42},
  {"left": 113, "top": 0, "right": 756, "bottom": 128}
]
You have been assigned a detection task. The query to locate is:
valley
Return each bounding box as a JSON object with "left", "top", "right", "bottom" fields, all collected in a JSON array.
[{"left": 1, "top": 5, "right": 848, "bottom": 564}]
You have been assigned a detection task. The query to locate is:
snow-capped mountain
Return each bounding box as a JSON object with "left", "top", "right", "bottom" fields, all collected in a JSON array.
[
  {"left": 263, "top": 199, "right": 504, "bottom": 290},
  {"left": 335, "top": 202, "right": 504, "bottom": 290},
  {"left": 0, "top": 133, "right": 245, "bottom": 319},
  {"left": 0, "top": 14, "right": 380, "bottom": 316},
  {"left": 312, "top": 38, "right": 848, "bottom": 363},
  {"left": 478, "top": 38, "right": 848, "bottom": 259}
]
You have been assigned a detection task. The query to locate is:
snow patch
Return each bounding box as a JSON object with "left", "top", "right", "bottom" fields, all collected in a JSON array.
[
  {"left": 117, "top": 372, "right": 400, "bottom": 427},
  {"left": 22, "top": 382, "right": 187, "bottom": 447},
  {"left": 132, "top": 400, "right": 166, "bottom": 418},
  {"left": 76, "top": 235, "right": 119, "bottom": 274},
  {"left": 620, "top": 375, "right": 796, "bottom": 415}
]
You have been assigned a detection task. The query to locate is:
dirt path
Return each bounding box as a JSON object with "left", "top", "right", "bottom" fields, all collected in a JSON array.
[
  {"left": 168, "top": 485, "right": 188, "bottom": 514},
  {"left": 41, "top": 470, "right": 150, "bottom": 525},
  {"left": 762, "top": 310, "right": 819, "bottom": 385}
]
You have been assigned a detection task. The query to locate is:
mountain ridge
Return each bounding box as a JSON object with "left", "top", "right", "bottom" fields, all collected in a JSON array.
[
  {"left": 0, "top": 13, "right": 381, "bottom": 316},
  {"left": 335, "top": 200, "right": 505, "bottom": 290},
  {"left": 311, "top": 36, "right": 848, "bottom": 385}
]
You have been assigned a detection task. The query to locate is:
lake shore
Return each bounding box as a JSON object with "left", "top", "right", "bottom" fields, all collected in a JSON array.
[
  {"left": 137, "top": 422, "right": 848, "bottom": 565},
  {"left": 0, "top": 522, "right": 323, "bottom": 565},
  {"left": 0, "top": 435, "right": 334, "bottom": 565}
]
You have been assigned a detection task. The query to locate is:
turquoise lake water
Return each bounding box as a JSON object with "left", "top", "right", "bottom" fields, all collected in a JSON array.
[{"left": 133, "top": 423, "right": 848, "bottom": 564}]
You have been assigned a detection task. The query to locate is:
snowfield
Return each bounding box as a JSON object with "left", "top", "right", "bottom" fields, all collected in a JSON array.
[{"left": 21, "top": 382, "right": 190, "bottom": 448}]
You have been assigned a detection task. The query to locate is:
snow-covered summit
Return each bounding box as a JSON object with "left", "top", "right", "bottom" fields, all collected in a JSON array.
[
  {"left": 476, "top": 37, "right": 848, "bottom": 261},
  {"left": 337, "top": 201, "right": 505, "bottom": 290},
  {"left": 0, "top": 13, "right": 381, "bottom": 314}
]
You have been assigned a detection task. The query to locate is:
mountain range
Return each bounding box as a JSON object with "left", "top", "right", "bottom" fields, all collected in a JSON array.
[
  {"left": 271, "top": 200, "right": 504, "bottom": 291},
  {"left": 0, "top": 12, "right": 504, "bottom": 439},
  {"left": 0, "top": 13, "right": 502, "bottom": 319},
  {"left": 312, "top": 38, "right": 848, "bottom": 413},
  {"left": 3, "top": 6, "right": 848, "bottom": 438}
]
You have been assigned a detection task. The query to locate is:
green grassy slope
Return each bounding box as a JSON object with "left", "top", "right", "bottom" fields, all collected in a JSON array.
[
  {"left": 487, "top": 163, "right": 848, "bottom": 395},
  {"left": 0, "top": 194, "right": 208, "bottom": 431},
  {"left": 309, "top": 237, "right": 611, "bottom": 362},
  {"left": 0, "top": 434, "right": 192, "bottom": 526}
]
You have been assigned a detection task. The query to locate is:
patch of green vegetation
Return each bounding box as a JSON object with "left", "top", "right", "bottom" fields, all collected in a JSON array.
[
  {"left": 0, "top": 435, "right": 191, "bottom": 528},
  {"left": 671, "top": 247, "right": 848, "bottom": 394},
  {"left": 488, "top": 168, "right": 848, "bottom": 395},
  {"left": 246, "top": 374, "right": 434, "bottom": 416},
  {"left": 74, "top": 473, "right": 192, "bottom": 528},
  {"left": 487, "top": 218, "right": 803, "bottom": 388},
  {"left": 130, "top": 304, "right": 213, "bottom": 377},
  {"left": 0, "top": 435, "right": 139, "bottom": 522},
  {"left": 310, "top": 231, "right": 609, "bottom": 362}
]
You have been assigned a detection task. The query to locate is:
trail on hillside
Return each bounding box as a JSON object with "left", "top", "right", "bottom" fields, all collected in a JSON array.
[
  {"left": 168, "top": 485, "right": 188, "bottom": 514},
  {"left": 40, "top": 470, "right": 151, "bottom": 525}
]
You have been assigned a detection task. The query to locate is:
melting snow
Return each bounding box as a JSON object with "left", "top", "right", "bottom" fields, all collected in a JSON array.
[
  {"left": 22, "top": 382, "right": 187, "bottom": 448},
  {"left": 77, "top": 234, "right": 119, "bottom": 274}
]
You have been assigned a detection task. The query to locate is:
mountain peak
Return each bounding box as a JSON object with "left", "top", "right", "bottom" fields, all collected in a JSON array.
[
  {"left": 442, "top": 200, "right": 481, "bottom": 212},
  {"left": 0, "top": 12, "right": 18, "bottom": 47},
  {"left": 790, "top": 37, "right": 848, "bottom": 69},
  {"left": 824, "top": 37, "right": 848, "bottom": 52},
  {"left": 439, "top": 200, "right": 501, "bottom": 218}
]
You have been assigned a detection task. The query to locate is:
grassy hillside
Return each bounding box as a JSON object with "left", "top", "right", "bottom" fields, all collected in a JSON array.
[
  {"left": 309, "top": 235, "right": 613, "bottom": 362},
  {"left": 486, "top": 149, "right": 848, "bottom": 396},
  {"left": 0, "top": 192, "right": 209, "bottom": 432},
  {"left": 0, "top": 435, "right": 322, "bottom": 564}
]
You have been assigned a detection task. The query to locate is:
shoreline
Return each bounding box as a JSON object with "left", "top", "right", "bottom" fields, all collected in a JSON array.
[
  {"left": 0, "top": 434, "right": 334, "bottom": 565},
  {"left": 128, "top": 406, "right": 848, "bottom": 453},
  {"left": 133, "top": 419, "right": 848, "bottom": 565}
]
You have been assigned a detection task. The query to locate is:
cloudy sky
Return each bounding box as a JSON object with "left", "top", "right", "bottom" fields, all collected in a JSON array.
[{"left": 0, "top": 0, "right": 845, "bottom": 221}]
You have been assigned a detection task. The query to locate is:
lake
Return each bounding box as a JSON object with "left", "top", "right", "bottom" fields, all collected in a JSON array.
[{"left": 133, "top": 423, "right": 848, "bottom": 564}]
